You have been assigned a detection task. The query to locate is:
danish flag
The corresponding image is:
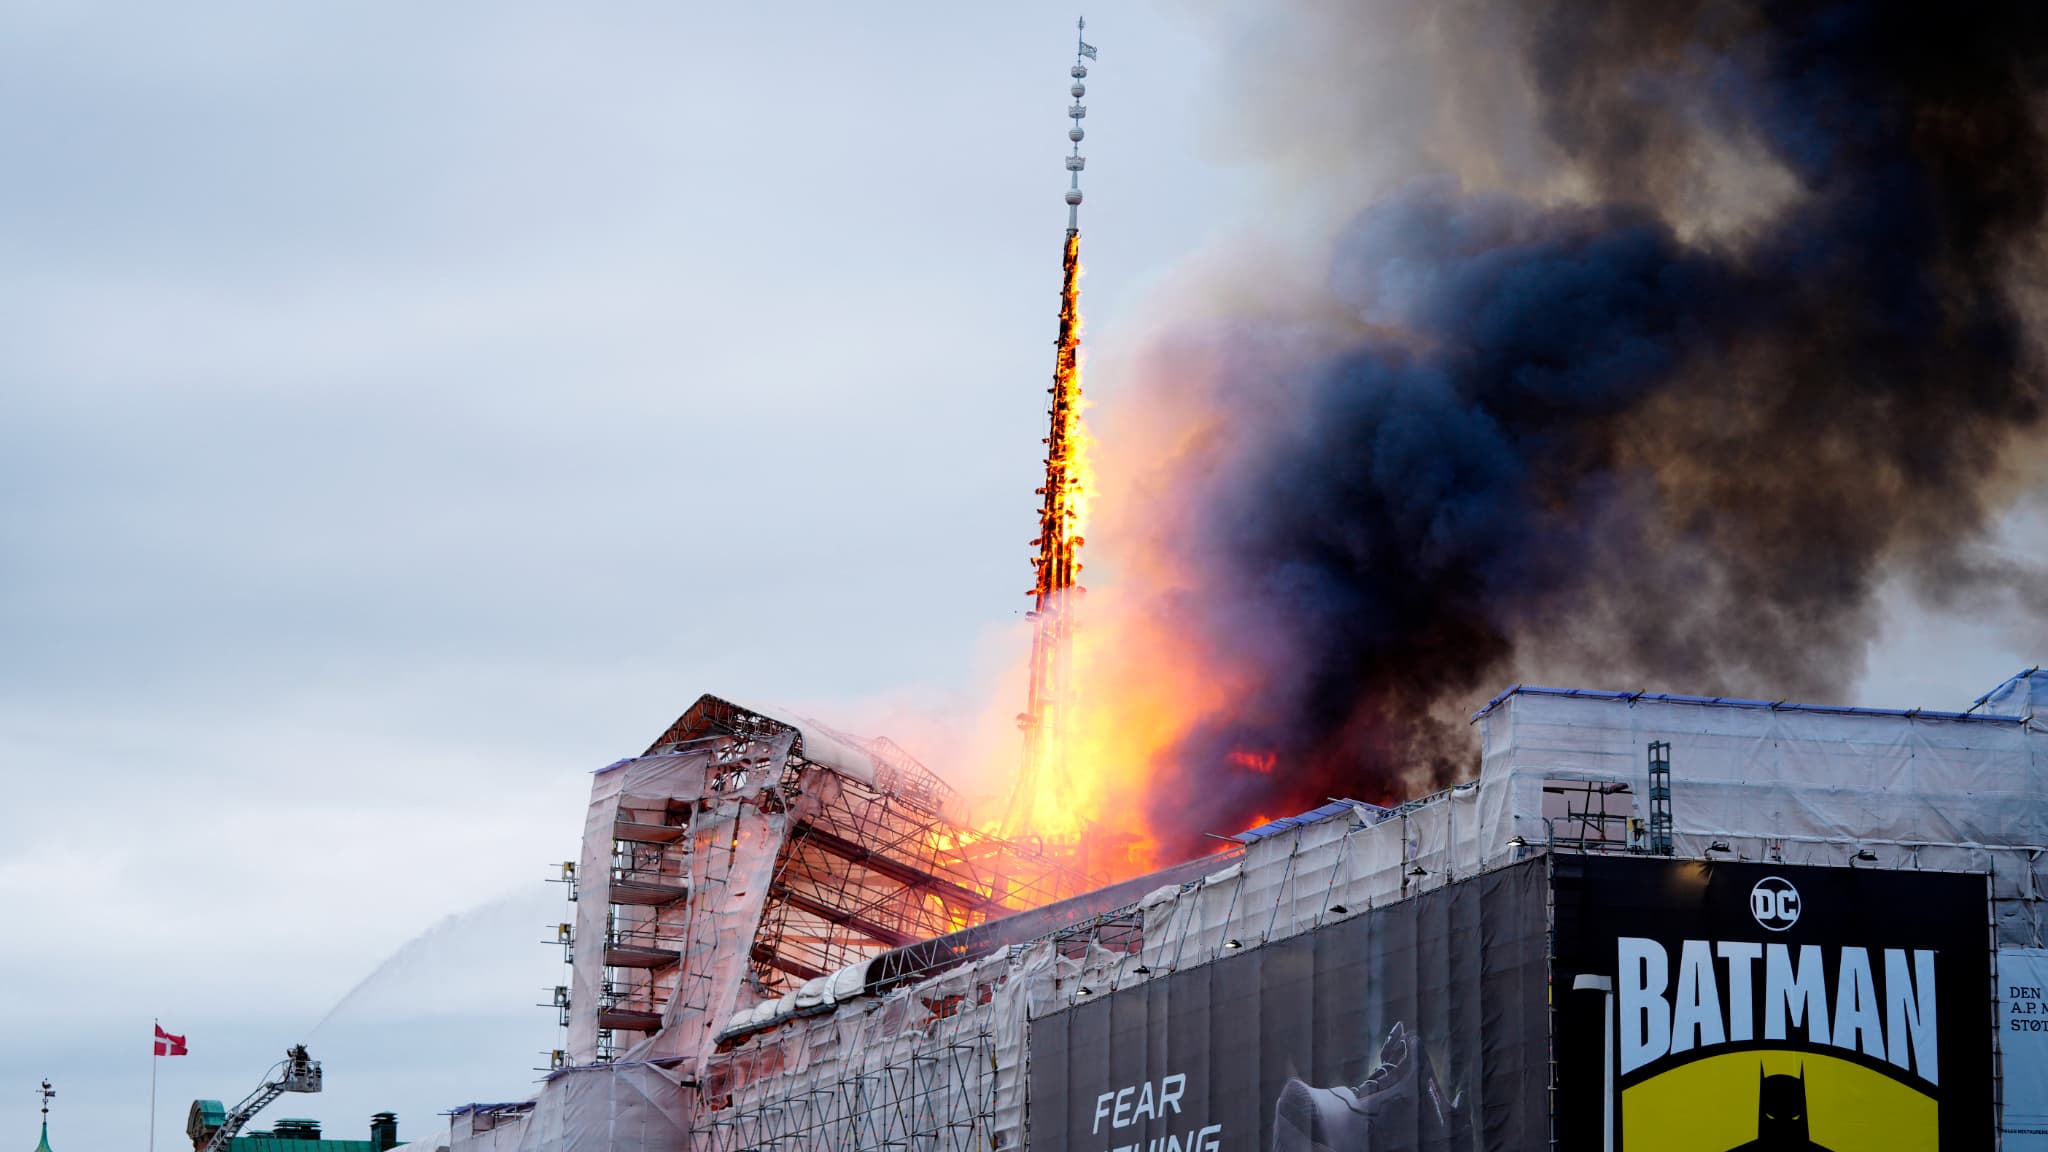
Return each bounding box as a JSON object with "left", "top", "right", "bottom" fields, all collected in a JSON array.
[{"left": 154, "top": 1024, "right": 187, "bottom": 1057}]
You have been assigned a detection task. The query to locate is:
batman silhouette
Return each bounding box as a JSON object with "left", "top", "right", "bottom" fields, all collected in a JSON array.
[{"left": 1727, "top": 1065, "right": 1833, "bottom": 1151}]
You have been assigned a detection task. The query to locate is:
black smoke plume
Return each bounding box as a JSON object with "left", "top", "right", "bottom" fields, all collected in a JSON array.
[{"left": 1137, "top": 0, "right": 2048, "bottom": 855}]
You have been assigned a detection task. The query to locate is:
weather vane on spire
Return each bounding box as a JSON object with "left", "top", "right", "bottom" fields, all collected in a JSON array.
[{"left": 34, "top": 1080, "right": 55, "bottom": 1152}]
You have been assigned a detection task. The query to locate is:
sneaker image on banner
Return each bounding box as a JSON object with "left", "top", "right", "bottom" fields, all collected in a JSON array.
[{"left": 1270, "top": 1022, "right": 1470, "bottom": 1151}]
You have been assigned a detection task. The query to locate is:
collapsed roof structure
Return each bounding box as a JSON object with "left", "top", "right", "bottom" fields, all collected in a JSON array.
[
  {"left": 447, "top": 671, "right": 2048, "bottom": 1149},
  {"left": 552, "top": 695, "right": 1100, "bottom": 1065}
]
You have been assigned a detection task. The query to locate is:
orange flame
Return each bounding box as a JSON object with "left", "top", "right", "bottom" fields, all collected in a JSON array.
[
  {"left": 1008, "top": 232, "right": 1093, "bottom": 848},
  {"left": 1227, "top": 749, "right": 1277, "bottom": 774},
  {"left": 988, "top": 291, "right": 1259, "bottom": 883},
  {"left": 998, "top": 233, "right": 1277, "bottom": 884}
]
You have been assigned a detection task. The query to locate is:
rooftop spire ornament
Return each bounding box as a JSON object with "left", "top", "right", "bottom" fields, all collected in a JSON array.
[{"left": 32, "top": 1080, "right": 54, "bottom": 1152}]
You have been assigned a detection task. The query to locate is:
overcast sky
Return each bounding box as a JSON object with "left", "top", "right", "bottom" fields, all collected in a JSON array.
[
  {"left": 0, "top": 5, "right": 1258, "bottom": 1145},
  {"left": 1, "top": 4, "right": 2038, "bottom": 1149}
]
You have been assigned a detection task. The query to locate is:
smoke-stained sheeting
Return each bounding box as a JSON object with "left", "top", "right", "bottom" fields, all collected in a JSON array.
[
  {"left": 1133, "top": 0, "right": 2048, "bottom": 857},
  {"left": 1030, "top": 860, "right": 1548, "bottom": 1152}
]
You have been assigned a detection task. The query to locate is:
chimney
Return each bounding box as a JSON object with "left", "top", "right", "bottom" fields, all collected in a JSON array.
[{"left": 369, "top": 1113, "right": 399, "bottom": 1152}]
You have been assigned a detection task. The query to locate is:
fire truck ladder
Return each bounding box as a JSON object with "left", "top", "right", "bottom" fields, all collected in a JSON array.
[{"left": 193, "top": 1045, "right": 323, "bottom": 1152}]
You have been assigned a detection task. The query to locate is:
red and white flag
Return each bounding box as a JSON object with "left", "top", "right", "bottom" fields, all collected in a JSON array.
[{"left": 153, "top": 1024, "right": 187, "bottom": 1057}]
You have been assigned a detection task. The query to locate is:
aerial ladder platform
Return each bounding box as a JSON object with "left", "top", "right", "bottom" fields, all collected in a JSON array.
[{"left": 185, "top": 1044, "right": 322, "bottom": 1152}]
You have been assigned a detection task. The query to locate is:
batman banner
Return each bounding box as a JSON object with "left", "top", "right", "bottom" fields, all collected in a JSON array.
[
  {"left": 1552, "top": 857, "right": 1993, "bottom": 1150},
  {"left": 1027, "top": 858, "right": 1549, "bottom": 1152}
]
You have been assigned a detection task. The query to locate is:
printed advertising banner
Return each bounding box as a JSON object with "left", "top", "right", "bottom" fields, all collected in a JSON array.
[
  {"left": 2001, "top": 947, "right": 2048, "bottom": 1150},
  {"left": 1552, "top": 857, "right": 1992, "bottom": 1151},
  {"left": 1028, "top": 859, "right": 1548, "bottom": 1152}
]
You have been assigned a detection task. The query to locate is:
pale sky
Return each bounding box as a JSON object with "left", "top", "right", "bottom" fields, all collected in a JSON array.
[
  {"left": 0, "top": 5, "right": 1255, "bottom": 1145},
  {"left": 0, "top": 4, "right": 2037, "bottom": 1149}
]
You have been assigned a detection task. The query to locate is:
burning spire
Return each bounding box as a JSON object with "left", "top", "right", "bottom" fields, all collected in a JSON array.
[{"left": 1006, "top": 19, "right": 1096, "bottom": 840}]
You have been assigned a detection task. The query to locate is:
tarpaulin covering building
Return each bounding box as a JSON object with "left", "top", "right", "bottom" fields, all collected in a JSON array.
[{"left": 447, "top": 671, "right": 2048, "bottom": 1150}]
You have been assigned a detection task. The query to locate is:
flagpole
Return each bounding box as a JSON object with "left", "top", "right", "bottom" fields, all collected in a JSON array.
[{"left": 149, "top": 1018, "right": 158, "bottom": 1152}]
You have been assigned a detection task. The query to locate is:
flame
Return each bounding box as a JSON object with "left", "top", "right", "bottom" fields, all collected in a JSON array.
[
  {"left": 1227, "top": 749, "right": 1277, "bottom": 774},
  {"left": 992, "top": 230, "right": 1256, "bottom": 881},
  {"left": 1063, "top": 258, "right": 1095, "bottom": 539},
  {"left": 1001, "top": 232, "right": 1254, "bottom": 883},
  {"left": 1007, "top": 231, "right": 1093, "bottom": 848}
]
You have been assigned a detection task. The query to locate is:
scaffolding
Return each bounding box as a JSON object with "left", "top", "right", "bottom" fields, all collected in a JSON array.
[
  {"left": 696, "top": 892, "right": 1164, "bottom": 1152},
  {"left": 599, "top": 804, "right": 692, "bottom": 1061},
  {"left": 753, "top": 765, "right": 1093, "bottom": 991},
  {"left": 566, "top": 695, "right": 1099, "bottom": 1073},
  {"left": 700, "top": 1016, "right": 999, "bottom": 1152},
  {"left": 1539, "top": 779, "right": 1634, "bottom": 852},
  {"left": 1646, "top": 740, "right": 1674, "bottom": 856}
]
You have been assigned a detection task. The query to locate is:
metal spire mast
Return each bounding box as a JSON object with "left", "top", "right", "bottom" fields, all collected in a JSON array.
[
  {"left": 1009, "top": 19, "right": 1097, "bottom": 839},
  {"left": 1064, "top": 18, "right": 1091, "bottom": 232}
]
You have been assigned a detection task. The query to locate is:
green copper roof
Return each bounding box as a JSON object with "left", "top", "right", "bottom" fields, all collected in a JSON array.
[
  {"left": 32, "top": 1120, "right": 52, "bottom": 1152},
  {"left": 228, "top": 1139, "right": 376, "bottom": 1152}
]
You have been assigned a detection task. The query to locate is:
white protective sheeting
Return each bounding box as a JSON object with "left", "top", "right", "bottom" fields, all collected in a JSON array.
[
  {"left": 1471, "top": 688, "right": 2048, "bottom": 944},
  {"left": 550, "top": 1063, "right": 692, "bottom": 1150},
  {"left": 762, "top": 705, "right": 962, "bottom": 820},
  {"left": 446, "top": 1108, "right": 532, "bottom": 1152},
  {"left": 635, "top": 741, "right": 794, "bottom": 1068},
  {"left": 469, "top": 1063, "right": 694, "bottom": 1152},
  {"left": 569, "top": 750, "right": 707, "bottom": 1064},
  {"left": 1978, "top": 668, "right": 2047, "bottom": 719},
  {"left": 752, "top": 706, "right": 878, "bottom": 788},
  {"left": 699, "top": 931, "right": 1061, "bottom": 1151}
]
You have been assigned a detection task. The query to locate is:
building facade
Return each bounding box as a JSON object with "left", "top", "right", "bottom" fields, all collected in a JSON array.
[{"left": 450, "top": 672, "right": 2048, "bottom": 1150}]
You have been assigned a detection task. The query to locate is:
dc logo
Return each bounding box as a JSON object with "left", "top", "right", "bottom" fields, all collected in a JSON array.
[{"left": 1750, "top": 877, "right": 1801, "bottom": 931}]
